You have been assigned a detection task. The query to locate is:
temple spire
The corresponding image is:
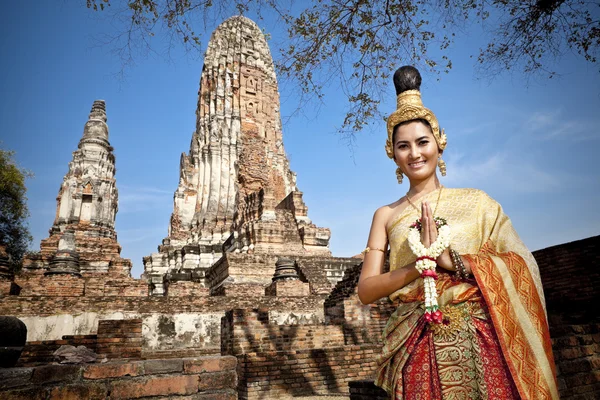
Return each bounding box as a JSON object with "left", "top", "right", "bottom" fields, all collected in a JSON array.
[
  {"left": 143, "top": 16, "right": 330, "bottom": 295},
  {"left": 81, "top": 100, "right": 109, "bottom": 142},
  {"left": 23, "top": 100, "right": 131, "bottom": 276}
]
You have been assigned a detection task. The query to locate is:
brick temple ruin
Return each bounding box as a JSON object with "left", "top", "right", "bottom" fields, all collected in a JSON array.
[{"left": 1, "top": 15, "right": 599, "bottom": 400}]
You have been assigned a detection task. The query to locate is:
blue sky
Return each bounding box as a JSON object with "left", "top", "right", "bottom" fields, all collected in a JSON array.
[{"left": 1, "top": 2, "right": 599, "bottom": 278}]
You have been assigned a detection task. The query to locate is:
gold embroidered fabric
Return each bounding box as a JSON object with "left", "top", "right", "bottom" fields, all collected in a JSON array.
[
  {"left": 433, "top": 302, "right": 488, "bottom": 399},
  {"left": 386, "top": 188, "right": 545, "bottom": 311}
]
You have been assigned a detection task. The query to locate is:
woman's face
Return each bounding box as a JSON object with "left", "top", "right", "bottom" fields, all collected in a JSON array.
[{"left": 393, "top": 120, "right": 440, "bottom": 183}]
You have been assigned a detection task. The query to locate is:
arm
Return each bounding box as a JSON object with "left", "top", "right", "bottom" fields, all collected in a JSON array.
[{"left": 357, "top": 207, "right": 421, "bottom": 305}]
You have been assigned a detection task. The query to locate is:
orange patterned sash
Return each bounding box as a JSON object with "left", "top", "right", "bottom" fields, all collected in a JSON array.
[{"left": 465, "top": 241, "right": 559, "bottom": 400}]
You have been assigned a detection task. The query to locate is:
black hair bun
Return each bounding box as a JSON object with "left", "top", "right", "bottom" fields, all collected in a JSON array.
[{"left": 393, "top": 66, "right": 422, "bottom": 95}]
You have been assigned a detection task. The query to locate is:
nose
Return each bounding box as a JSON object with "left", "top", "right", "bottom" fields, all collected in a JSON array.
[{"left": 409, "top": 145, "right": 420, "bottom": 159}]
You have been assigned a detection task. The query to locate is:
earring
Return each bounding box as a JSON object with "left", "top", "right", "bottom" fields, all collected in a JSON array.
[
  {"left": 396, "top": 167, "right": 404, "bottom": 184},
  {"left": 437, "top": 157, "right": 447, "bottom": 176}
]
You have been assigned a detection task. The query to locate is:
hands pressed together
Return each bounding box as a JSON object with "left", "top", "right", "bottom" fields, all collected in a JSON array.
[{"left": 420, "top": 201, "right": 453, "bottom": 271}]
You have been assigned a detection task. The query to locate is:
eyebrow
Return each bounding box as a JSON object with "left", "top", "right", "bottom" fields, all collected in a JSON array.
[{"left": 395, "top": 136, "right": 429, "bottom": 144}]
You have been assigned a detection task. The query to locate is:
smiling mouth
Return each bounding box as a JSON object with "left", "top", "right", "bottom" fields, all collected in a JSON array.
[{"left": 408, "top": 160, "right": 426, "bottom": 168}]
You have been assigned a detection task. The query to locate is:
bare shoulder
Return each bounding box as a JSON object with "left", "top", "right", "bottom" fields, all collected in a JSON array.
[
  {"left": 371, "top": 197, "right": 407, "bottom": 229},
  {"left": 374, "top": 198, "right": 402, "bottom": 218}
]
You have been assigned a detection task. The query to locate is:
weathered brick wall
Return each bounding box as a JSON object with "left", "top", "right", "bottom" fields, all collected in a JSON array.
[
  {"left": 221, "top": 307, "right": 384, "bottom": 399},
  {"left": 325, "top": 262, "right": 396, "bottom": 345},
  {"left": 16, "top": 319, "right": 142, "bottom": 366},
  {"left": 551, "top": 320, "right": 600, "bottom": 398},
  {"left": 264, "top": 280, "right": 310, "bottom": 297},
  {"left": 221, "top": 309, "right": 345, "bottom": 355},
  {"left": 237, "top": 346, "right": 380, "bottom": 399},
  {"left": 534, "top": 236, "right": 600, "bottom": 399},
  {"left": 534, "top": 235, "right": 600, "bottom": 308},
  {"left": 16, "top": 274, "right": 85, "bottom": 297},
  {"left": 1, "top": 356, "right": 237, "bottom": 400},
  {"left": 18, "top": 335, "right": 97, "bottom": 367},
  {"left": 13, "top": 272, "right": 148, "bottom": 298},
  {"left": 296, "top": 256, "right": 360, "bottom": 292},
  {"left": 1, "top": 295, "right": 328, "bottom": 357},
  {"left": 96, "top": 319, "right": 143, "bottom": 360},
  {"left": 85, "top": 275, "right": 148, "bottom": 297},
  {"left": 167, "top": 281, "right": 209, "bottom": 297},
  {"left": 0, "top": 280, "right": 18, "bottom": 296}
]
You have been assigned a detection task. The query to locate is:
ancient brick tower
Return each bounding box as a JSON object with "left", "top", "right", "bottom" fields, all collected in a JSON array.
[
  {"left": 23, "top": 100, "right": 131, "bottom": 276},
  {"left": 144, "top": 16, "right": 331, "bottom": 295}
]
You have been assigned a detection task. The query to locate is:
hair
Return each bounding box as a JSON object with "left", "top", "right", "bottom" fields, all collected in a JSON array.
[{"left": 393, "top": 65, "right": 421, "bottom": 95}]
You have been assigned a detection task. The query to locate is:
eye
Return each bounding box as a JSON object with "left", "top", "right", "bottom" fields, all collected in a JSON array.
[
  {"left": 419, "top": 140, "right": 429, "bottom": 146},
  {"left": 397, "top": 144, "right": 408, "bottom": 149}
]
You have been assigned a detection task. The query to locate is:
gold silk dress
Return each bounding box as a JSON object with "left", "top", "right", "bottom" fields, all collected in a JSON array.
[{"left": 375, "top": 188, "right": 558, "bottom": 400}]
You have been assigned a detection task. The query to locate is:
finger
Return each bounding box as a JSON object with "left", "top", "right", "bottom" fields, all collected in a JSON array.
[
  {"left": 422, "top": 203, "right": 430, "bottom": 247},
  {"left": 427, "top": 203, "right": 437, "bottom": 241},
  {"left": 420, "top": 201, "right": 426, "bottom": 242}
]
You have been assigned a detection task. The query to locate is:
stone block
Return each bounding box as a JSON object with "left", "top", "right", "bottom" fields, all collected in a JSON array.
[
  {"left": 31, "top": 364, "right": 81, "bottom": 384},
  {"left": 48, "top": 383, "right": 107, "bottom": 400},
  {"left": 83, "top": 361, "right": 143, "bottom": 379},
  {"left": 198, "top": 370, "right": 237, "bottom": 391},
  {"left": 183, "top": 356, "right": 237, "bottom": 374},
  {"left": 143, "top": 358, "right": 184, "bottom": 374},
  {"left": 109, "top": 375, "right": 199, "bottom": 398},
  {"left": 0, "top": 388, "right": 47, "bottom": 400},
  {"left": 191, "top": 390, "right": 238, "bottom": 400},
  {"left": 0, "top": 367, "right": 33, "bottom": 389}
]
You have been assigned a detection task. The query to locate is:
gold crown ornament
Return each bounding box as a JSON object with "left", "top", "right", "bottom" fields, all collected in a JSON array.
[{"left": 385, "top": 89, "right": 447, "bottom": 159}]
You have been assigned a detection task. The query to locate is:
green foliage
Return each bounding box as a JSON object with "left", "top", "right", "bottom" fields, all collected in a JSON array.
[
  {"left": 85, "top": 0, "right": 599, "bottom": 134},
  {"left": 0, "top": 146, "right": 33, "bottom": 273}
]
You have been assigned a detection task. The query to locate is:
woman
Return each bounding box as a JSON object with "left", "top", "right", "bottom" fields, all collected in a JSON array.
[{"left": 358, "top": 66, "right": 558, "bottom": 399}]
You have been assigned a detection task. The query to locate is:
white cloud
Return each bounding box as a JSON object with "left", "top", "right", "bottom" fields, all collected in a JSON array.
[
  {"left": 526, "top": 110, "right": 598, "bottom": 141},
  {"left": 443, "top": 151, "right": 563, "bottom": 193}
]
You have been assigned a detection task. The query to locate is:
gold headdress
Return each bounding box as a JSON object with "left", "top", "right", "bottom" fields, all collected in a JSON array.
[{"left": 385, "top": 69, "right": 447, "bottom": 159}]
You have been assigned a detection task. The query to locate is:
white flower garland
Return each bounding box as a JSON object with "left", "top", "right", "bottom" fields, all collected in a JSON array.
[{"left": 407, "top": 218, "right": 451, "bottom": 324}]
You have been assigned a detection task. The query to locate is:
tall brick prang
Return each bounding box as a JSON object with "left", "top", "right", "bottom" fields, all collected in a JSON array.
[{"left": 143, "top": 16, "right": 331, "bottom": 295}]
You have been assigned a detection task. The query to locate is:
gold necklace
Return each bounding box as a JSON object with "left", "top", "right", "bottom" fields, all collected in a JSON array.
[{"left": 406, "top": 186, "right": 443, "bottom": 217}]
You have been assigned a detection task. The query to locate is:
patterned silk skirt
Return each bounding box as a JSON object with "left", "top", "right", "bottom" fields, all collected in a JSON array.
[{"left": 376, "top": 300, "right": 520, "bottom": 400}]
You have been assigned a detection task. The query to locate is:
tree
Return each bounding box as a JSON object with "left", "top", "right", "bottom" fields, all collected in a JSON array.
[
  {"left": 86, "top": 0, "right": 600, "bottom": 134},
  {"left": 0, "top": 146, "right": 33, "bottom": 273}
]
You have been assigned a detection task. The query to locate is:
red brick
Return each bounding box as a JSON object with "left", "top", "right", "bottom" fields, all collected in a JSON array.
[
  {"left": 198, "top": 371, "right": 237, "bottom": 391},
  {"left": 143, "top": 359, "right": 183, "bottom": 374},
  {"left": 83, "top": 361, "right": 143, "bottom": 379},
  {"left": 184, "top": 356, "right": 237, "bottom": 374},
  {"left": 109, "top": 374, "right": 199, "bottom": 398}
]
